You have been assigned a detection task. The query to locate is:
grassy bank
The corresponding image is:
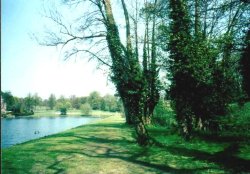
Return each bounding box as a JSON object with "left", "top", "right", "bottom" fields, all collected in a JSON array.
[{"left": 2, "top": 113, "right": 250, "bottom": 173}]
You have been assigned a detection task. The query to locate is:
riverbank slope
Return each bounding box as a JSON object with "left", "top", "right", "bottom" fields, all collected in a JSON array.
[{"left": 2, "top": 114, "right": 250, "bottom": 173}]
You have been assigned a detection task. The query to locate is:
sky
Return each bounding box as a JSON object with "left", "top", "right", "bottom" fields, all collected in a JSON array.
[{"left": 1, "top": 0, "right": 116, "bottom": 99}]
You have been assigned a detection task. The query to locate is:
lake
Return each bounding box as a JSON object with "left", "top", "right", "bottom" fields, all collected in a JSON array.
[{"left": 1, "top": 116, "right": 99, "bottom": 148}]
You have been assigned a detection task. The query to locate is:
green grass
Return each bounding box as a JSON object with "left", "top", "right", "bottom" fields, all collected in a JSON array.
[{"left": 2, "top": 109, "right": 250, "bottom": 173}]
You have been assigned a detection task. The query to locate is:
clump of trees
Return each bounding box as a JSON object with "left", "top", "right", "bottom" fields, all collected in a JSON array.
[
  {"left": 37, "top": 0, "right": 249, "bottom": 145},
  {"left": 165, "top": 0, "right": 249, "bottom": 138},
  {"left": 1, "top": 91, "right": 122, "bottom": 116},
  {"left": 1, "top": 92, "right": 41, "bottom": 116}
]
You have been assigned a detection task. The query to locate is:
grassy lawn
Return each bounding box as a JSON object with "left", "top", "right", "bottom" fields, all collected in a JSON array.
[{"left": 2, "top": 108, "right": 250, "bottom": 173}]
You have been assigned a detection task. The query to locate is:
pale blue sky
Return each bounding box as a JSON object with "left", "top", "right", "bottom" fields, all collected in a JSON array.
[{"left": 1, "top": 0, "right": 115, "bottom": 99}]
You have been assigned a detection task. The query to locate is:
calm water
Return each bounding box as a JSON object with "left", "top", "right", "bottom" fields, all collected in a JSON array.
[{"left": 1, "top": 116, "right": 99, "bottom": 148}]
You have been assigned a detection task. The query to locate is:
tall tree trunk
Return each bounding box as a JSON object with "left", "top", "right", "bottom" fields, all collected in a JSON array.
[
  {"left": 142, "top": 0, "right": 159, "bottom": 124},
  {"left": 194, "top": 0, "right": 200, "bottom": 38},
  {"left": 134, "top": 0, "right": 139, "bottom": 61},
  {"left": 202, "top": 0, "right": 207, "bottom": 38},
  {"left": 169, "top": 0, "right": 193, "bottom": 139},
  {"left": 148, "top": 0, "right": 159, "bottom": 121},
  {"left": 240, "top": 29, "right": 250, "bottom": 100},
  {"left": 102, "top": 0, "right": 150, "bottom": 146},
  {"left": 121, "top": 0, "right": 133, "bottom": 65}
]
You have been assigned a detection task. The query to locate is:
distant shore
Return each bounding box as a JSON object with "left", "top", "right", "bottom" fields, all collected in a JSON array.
[{"left": 1, "top": 109, "right": 122, "bottom": 118}]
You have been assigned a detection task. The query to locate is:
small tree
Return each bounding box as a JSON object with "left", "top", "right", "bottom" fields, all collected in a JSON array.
[
  {"left": 24, "top": 93, "right": 35, "bottom": 112},
  {"left": 80, "top": 103, "right": 92, "bottom": 116},
  {"left": 1, "top": 91, "right": 15, "bottom": 111},
  {"left": 60, "top": 108, "right": 67, "bottom": 115},
  {"left": 88, "top": 91, "right": 102, "bottom": 110},
  {"left": 33, "top": 93, "right": 42, "bottom": 110},
  {"left": 48, "top": 94, "right": 56, "bottom": 110}
]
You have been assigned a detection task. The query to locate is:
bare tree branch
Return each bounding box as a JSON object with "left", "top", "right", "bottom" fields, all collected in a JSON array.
[{"left": 65, "top": 48, "right": 112, "bottom": 68}]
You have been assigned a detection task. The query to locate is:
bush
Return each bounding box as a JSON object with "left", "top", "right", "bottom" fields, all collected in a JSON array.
[
  {"left": 60, "top": 108, "right": 67, "bottom": 115},
  {"left": 80, "top": 103, "right": 92, "bottom": 115}
]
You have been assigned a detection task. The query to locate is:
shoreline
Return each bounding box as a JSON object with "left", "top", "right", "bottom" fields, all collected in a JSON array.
[
  {"left": 1, "top": 115, "right": 103, "bottom": 149},
  {"left": 1, "top": 110, "right": 122, "bottom": 118},
  {"left": 2, "top": 113, "right": 250, "bottom": 173}
]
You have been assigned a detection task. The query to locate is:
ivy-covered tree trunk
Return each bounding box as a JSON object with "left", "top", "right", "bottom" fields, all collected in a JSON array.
[
  {"left": 167, "top": 0, "right": 243, "bottom": 134},
  {"left": 168, "top": 0, "right": 194, "bottom": 139},
  {"left": 240, "top": 28, "right": 250, "bottom": 100},
  {"left": 121, "top": 92, "right": 149, "bottom": 145},
  {"left": 103, "top": 0, "right": 150, "bottom": 146}
]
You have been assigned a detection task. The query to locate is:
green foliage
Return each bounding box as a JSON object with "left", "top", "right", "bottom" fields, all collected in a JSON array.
[
  {"left": 55, "top": 102, "right": 63, "bottom": 111},
  {"left": 80, "top": 103, "right": 92, "bottom": 115},
  {"left": 1, "top": 92, "right": 39, "bottom": 116},
  {"left": 48, "top": 94, "right": 56, "bottom": 110},
  {"left": 24, "top": 93, "right": 35, "bottom": 112},
  {"left": 216, "top": 102, "right": 250, "bottom": 137},
  {"left": 240, "top": 29, "right": 250, "bottom": 99},
  {"left": 166, "top": 0, "right": 246, "bottom": 137},
  {"left": 88, "top": 91, "right": 102, "bottom": 110},
  {"left": 60, "top": 107, "right": 67, "bottom": 115},
  {"left": 152, "top": 100, "right": 176, "bottom": 127},
  {"left": 55, "top": 96, "right": 71, "bottom": 116},
  {"left": 1, "top": 91, "right": 15, "bottom": 111},
  {"left": 65, "top": 102, "right": 72, "bottom": 109},
  {"left": 168, "top": 0, "right": 194, "bottom": 138},
  {"left": 32, "top": 93, "right": 42, "bottom": 109},
  {"left": 69, "top": 95, "right": 81, "bottom": 109},
  {"left": 101, "top": 94, "right": 121, "bottom": 112}
]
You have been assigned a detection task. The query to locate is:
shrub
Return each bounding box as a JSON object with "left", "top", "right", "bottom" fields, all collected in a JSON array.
[
  {"left": 60, "top": 108, "right": 67, "bottom": 115},
  {"left": 80, "top": 103, "right": 92, "bottom": 115}
]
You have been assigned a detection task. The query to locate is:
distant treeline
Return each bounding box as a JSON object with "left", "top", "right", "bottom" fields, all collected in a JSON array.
[{"left": 1, "top": 91, "right": 123, "bottom": 116}]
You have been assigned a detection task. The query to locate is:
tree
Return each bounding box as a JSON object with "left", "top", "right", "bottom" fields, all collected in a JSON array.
[
  {"left": 165, "top": 0, "right": 249, "bottom": 137},
  {"left": 1, "top": 91, "right": 15, "bottom": 111},
  {"left": 79, "top": 97, "right": 88, "bottom": 105},
  {"left": 140, "top": 0, "right": 160, "bottom": 124},
  {"left": 80, "top": 103, "right": 92, "bottom": 115},
  {"left": 168, "top": 0, "right": 194, "bottom": 138},
  {"left": 48, "top": 94, "right": 56, "bottom": 110},
  {"left": 240, "top": 28, "right": 250, "bottom": 100},
  {"left": 101, "top": 94, "right": 118, "bottom": 112},
  {"left": 88, "top": 91, "right": 102, "bottom": 110},
  {"left": 56, "top": 95, "right": 72, "bottom": 111},
  {"left": 39, "top": 0, "right": 165, "bottom": 145},
  {"left": 24, "top": 93, "right": 34, "bottom": 112},
  {"left": 33, "top": 93, "right": 42, "bottom": 110},
  {"left": 70, "top": 95, "right": 81, "bottom": 109},
  {"left": 60, "top": 107, "right": 67, "bottom": 115}
]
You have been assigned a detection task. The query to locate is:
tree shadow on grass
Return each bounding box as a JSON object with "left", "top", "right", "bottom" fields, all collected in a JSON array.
[
  {"left": 26, "top": 122, "right": 249, "bottom": 173},
  {"left": 193, "top": 131, "right": 249, "bottom": 143},
  {"left": 47, "top": 158, "right": 69, "bottom": 174},
  {"left": 30, "top": 122, "right": 211, "bottom": 174},
  {"left": 165, "top": 143, "right": 250, "bottom": 173},
  {"left": 50, "top": 135, "right": 211, "bottom": 174}
]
